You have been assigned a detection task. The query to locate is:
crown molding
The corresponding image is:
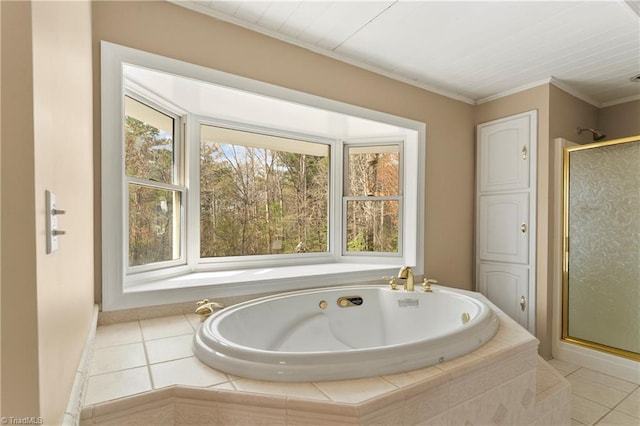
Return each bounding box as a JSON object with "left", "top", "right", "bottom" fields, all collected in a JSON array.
[
  {"left": 476, "top": 76, "right": 639, "bottom": 108},
  {"left": 548, "top": 77, "right": 601, "bottom": 107},
  {"left": 475, "top": 78, "right": 553, "bottom": 105},
  {"left": 600, "top": 93, "right": 640, "bottom": 108}
]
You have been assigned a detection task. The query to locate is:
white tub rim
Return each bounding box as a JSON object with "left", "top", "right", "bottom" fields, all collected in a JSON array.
[{"left": 193, "top": 284, "right": 499, "bottom": 381}]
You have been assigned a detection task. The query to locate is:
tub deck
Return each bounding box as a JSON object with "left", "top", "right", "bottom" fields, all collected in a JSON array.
[{"left": 78, "top": 296, "right": 570, "bottom": 425}]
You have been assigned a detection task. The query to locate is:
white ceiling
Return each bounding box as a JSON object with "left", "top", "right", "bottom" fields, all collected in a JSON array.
[{"left": 175, "top": 1, "right": 640, "bottom": 107}]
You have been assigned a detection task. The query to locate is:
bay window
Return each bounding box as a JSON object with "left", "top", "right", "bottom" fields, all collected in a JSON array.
[{"left": 101, "top": 42, "right": 424, "bottom": 310}]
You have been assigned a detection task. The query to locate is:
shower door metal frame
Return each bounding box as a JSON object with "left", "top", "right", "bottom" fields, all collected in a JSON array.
[{"left": 562, "top": 135, "right": 640, "bottom": 361}]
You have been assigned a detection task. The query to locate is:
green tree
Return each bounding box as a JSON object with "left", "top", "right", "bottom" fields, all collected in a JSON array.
[
  {"left": 125, "top": 116, "right": 176, "bottom": 266},
  {"left": 199, "top": 136, "right": 329, "bottom": 257}
]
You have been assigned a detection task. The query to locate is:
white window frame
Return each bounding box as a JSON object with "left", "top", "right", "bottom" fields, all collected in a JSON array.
[
  {"left": 342, "top": 139, "right": 405, "bottom": 257},
  {"left": 101, "top": 41, "right": 425, "bottom": 311},
  {"left": 124, "top": 91, "right": 187, "bottom": 275}
]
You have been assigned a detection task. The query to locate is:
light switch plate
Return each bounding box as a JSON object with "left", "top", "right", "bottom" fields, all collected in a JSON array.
[{"left": 46, "top": 190, "right": 59, "bottom": 254}]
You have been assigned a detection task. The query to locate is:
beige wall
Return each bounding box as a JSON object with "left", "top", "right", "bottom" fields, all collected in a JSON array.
[
  {"left": 1, "top": 1, "right": 94, "bottom": 423},
  {"left": 549, "top": 84, "right": 599, "bottom": 145},
  {"left": 599, "top": 100, "right": 640, "bottom": 140},
  {"left": 91, "top": 0, "right": 476, "bottom": 302},
  {"left": 475, "top": 84, "right": 553, "bottom": 358},
  {"left": 1, "top": 1, "right": 40, "bottom": 417},
  {"left": 0, "top": 0, "right": 3, "bottom": 416},
  {"left": 31, "top": 1, "right": 94, "bottom": 423}
]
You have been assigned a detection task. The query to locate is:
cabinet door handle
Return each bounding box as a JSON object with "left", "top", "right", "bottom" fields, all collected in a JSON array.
[
  {"left": 521, "top": 222, "right": 527, "bottom": 233},
  {"left": 522, "top": 145, "right": 528, "bottom": 160},
  {"left": 520, "top": 296, "right": 526, "bottom": 311}
]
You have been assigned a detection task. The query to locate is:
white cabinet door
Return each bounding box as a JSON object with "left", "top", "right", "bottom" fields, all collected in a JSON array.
[
  {"left": 478, "top": 193, "right": 529, "bottom": 264},
  {"left": 476, "top": 110, "right": 536, "bottom": 333},
  {"left": 478, "top": 263, "right": 529, "bottom": 328},
  {"left": 478, "top": 114, "right": 531, "bottom": 193}
]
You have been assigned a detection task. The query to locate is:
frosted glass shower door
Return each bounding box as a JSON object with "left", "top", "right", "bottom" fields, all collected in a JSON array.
[{"left": 563, "top": 136, "right": 640, "bottom": 360}]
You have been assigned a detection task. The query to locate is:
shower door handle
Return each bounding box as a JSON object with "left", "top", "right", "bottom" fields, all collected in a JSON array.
[{"left": 520, "top": 296, "right": 526, "bottom": 312}]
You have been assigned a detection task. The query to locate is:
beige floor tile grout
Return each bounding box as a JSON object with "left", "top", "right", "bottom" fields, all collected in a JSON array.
[
  {"left": 148, "top": 354, "right": 195, "bottom": 366},
  {"left": 604, "top": 387, "right": 640, "bottom": 422},
  {"left": 93, "top": 339, "right": 144, "bottom": 349},
  {"left": 88, "top": 363, "right": 150, "bottom": 378},
  {"left": 553, "top": 362, "right": 640, "bottom": 425},
  {"left": 312, "top": 382, "right": 333, "bottom": 402},
  {"left": 138, "top": 319, "right": 158, "bottom": 390},
  {"left": 208, "top": 376, "right": 237, "bottom": 390},
  {"left": 592, "top": 410, "right": 610, "bottom": 425},
  {"left": 141, "top": 330, "right": 195, "bottom": 343},
  {"left": 379, "top": 375, "right": 401, "bottom": 390}
]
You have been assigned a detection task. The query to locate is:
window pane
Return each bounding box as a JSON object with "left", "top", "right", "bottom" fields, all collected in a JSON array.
[
  {"left": 346, "top": 200, "right": 399, "bottom": 253},
  {"left": 347, "top": 145, "right": 399, "bottom": 196},
  {"left": 125, "top": 96, "right": 175, "bottom": 184},
  {"left": 200, "top": 125, "right": 329, "bottom": 257},
  {"left": 128, "top": 184, "right": 181, "bottom": 267}
]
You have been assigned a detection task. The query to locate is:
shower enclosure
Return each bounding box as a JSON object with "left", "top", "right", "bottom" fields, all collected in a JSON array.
[{"left": 562, "top": 135, "right": 640, "bottom": 361}]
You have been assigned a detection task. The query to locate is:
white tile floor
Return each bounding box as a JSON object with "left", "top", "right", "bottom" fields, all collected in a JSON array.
[{"left": 548, "top": 358, "right": 640, "bottom": 426}]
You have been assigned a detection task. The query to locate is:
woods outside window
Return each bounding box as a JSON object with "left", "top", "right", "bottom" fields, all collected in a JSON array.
[
  {"left": 199, "top": 124, "right": 330, "bottom": 259},
  {"left": 124, "top": 98, "right": 406, "bottom": 273},
  {"left": 125, "top": 95, "right": 185, "bottom": 272}
]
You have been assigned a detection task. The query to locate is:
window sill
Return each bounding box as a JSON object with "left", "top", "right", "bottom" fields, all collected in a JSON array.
[{"left": 108, "top": 263, "right": 405, "bottom": 311}]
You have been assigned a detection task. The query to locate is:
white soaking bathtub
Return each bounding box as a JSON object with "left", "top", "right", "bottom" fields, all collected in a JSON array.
[{"left": 193, "top": 285, "right": 499, "bottom": 381}]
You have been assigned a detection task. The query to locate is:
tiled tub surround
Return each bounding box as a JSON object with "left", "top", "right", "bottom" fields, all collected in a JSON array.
[{"left": 80, "top": 298, "right": 570, "bottom": 425}]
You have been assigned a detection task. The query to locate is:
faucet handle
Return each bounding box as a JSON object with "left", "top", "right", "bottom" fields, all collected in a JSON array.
[
  {"left": 423, "top": 278, "right": 438, "bottom": 292},
  {"left": 383, "top": 276, "right": 399, "bottom": 290}
]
